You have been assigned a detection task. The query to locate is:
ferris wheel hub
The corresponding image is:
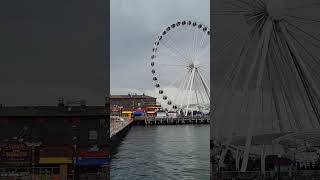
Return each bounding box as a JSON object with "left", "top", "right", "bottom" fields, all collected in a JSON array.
[
  {"left": 267, "top": 0, "right": 286, "bottom": 20},
  {"left": 192, "top": 61, "right": 200, "bottom": 68}
]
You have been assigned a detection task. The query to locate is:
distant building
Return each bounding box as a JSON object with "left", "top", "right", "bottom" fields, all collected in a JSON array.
[{"left": 110, "top": 94, "right": 157, "bottom": 110}]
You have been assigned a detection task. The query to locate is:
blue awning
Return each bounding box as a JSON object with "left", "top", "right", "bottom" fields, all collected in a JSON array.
[
  {"left": 133, "top": 112, "right": 144, "bottom": 116},
  {"left": 75, "top": 157, "right": 110, "bottom": 166}
]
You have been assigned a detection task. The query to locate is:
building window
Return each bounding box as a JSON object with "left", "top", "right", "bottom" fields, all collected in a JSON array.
[{"left": 88, "top": 130, "right": 98, "bottom": 140}]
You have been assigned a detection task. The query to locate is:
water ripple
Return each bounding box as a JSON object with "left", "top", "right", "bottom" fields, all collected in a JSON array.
[{"left": 111, "top": 125, "right": 209, "bottom": 180}]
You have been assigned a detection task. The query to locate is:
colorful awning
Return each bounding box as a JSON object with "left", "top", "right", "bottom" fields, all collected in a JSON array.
[
  {"left": 133, "top": 112, "right": 144, "bottom": 116},
  {"left": 39, "top": 157, "right": 72, "bottom": 164}
]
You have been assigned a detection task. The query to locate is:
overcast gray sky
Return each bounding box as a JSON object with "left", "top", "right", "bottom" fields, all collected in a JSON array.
[
  {"left": 110, "top": 0, "right": 210, "bottom": 95},
  {"left": 0, "top": 0, "right": 107, "bottom": 106}
]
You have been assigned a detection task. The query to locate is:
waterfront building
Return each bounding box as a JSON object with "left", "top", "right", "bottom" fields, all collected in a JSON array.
[
  {"left": 145, "top": 105, "right": 162, "bottom": 117},
  {"left": 0, "top": 101, "right": 110, "bottom": 178},
  {"left": 110, "top": 94, "right": 157, "bottom": 109}
]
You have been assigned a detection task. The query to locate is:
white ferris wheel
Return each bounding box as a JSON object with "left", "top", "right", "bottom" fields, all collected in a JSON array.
[
  {"left": 149, "top": 20, "right": 210, "bottom": 116},
  {"left": 212, "top": 0, "right": 320, "bottom": 174}
]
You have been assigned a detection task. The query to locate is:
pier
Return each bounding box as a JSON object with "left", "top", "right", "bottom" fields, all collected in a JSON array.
[
  {"left": 133, "top": 116, "right": 210, "bottom": 126},
  {"left": 111, "top": 119, "right": 133, "bottom": 137},
  {"left": 110, "top": 119, "right": 133, "bottom": 149}
]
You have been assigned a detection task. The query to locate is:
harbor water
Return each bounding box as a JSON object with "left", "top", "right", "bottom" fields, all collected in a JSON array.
[{"left": 110, "top": 125, "right": 210, "bottom": 180}]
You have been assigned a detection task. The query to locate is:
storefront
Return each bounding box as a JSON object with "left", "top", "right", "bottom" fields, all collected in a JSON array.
[
  {"left": 74, "top": 146, "right": 111, "bottom": 177},
  {"left": 133, "top": 108, "right": 145, "bottom": 117},
  {"left": 121, "top": 111, "right": 133, "bottom": 120},
  {"left": 145, "top": 106, "right": 162, "bottom": 117}
]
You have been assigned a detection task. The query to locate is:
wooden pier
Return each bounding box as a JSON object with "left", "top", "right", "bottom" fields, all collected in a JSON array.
[
  {"left": 110, "top": 119, "right": 133, "bottom": 137},
  {"left": 133, "top": 116, "right": 210, "bottom": 126}
]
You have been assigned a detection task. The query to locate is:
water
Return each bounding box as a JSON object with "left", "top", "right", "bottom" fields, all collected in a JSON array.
[{"left": 110, "top": 125, "right": 210, "bottom": 180}]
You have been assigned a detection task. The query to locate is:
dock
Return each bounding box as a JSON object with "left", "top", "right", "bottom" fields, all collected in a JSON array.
[
  {"left": 133, "top": 116, "right": 210, "bottom": 125},
  {"left": 110, "top": 119, "right": 133, "bottom": 149},
  {"left": 111, "top": 119, "right": 133, "bottom": 137}
]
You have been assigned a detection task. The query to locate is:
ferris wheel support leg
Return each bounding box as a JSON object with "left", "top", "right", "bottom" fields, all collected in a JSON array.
[
  {"left": 186, "top": 68, "right": 196, "bottom": 116},
  {"left": 218, "top": 139, "right": 232, "bottom": 169},
  {"left": 181, "top": 71, "right": 194, "bottom": 113},
  {"left": 241, "top": 19, "right": 273, "bottom": 172},
  {"left": 177, "top": 73, "right": 189, "bottom": 111},
  {"left": 261, "top": 145, "right": 266, "bottom": 176},
  {"left": 280, "top": 23, "right": 320, "bottom": 127},
  {"left": 235, "top": 147, "right": 241, "bottom": 171},
  {"left": 197, "top": 69, "right": 210, "bottom": 99}
]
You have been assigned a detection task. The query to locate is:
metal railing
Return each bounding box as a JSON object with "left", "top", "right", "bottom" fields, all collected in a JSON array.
[
  {"left": 146, "top": 115, "right": 210, "bottom": 121},
  {"left": 213, "top": 170, "right": 320, "bottom": 179}
]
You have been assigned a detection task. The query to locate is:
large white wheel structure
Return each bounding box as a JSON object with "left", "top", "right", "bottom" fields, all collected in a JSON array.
[
  {"left": 150, "top": 20, "right": 210, "bottom": 116},
  {"left": 212, "top": 0, "right": 320, "bottom": 174}
]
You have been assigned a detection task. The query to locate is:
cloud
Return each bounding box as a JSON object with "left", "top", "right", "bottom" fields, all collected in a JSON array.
[{"left": 111, "top": 0, "right": 210, "bottom": 95}]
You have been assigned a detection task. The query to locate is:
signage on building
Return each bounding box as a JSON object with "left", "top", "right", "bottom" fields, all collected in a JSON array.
[{"left": 0, "top": 142, "right": 31, "bottom": 166}]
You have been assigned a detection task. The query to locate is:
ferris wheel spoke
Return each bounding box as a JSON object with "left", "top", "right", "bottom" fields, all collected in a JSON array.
[
  {"left": 286, "top": 2, "right": 320, "bottom": 11},
  {"left": 280, "top": 23, "right": 320, "bottom": 121},
  {"left": 285, "top": 21, "right": 320, "bottom": 45},
  {"left": 157, "top": 49, "right": 191, "bottom": 65},
  {"left": 224, "top": 0, "right": 249, "bottom": 10},
  {"left": 200, "top": 69, "right": 210, "bottom": 82},
  {"left": 193, "top": 27, "right": 202, "bottom": 60},
  {"left": 213, "top": 31, "right": 242, "bottom": 61},
  {"left": 161, "top": 41, "right": 188, "bottom": 61},
  {"left": 196, "top": 42, "right": 210, "bottom": 60},
  {"left": 196, "top": 30, "right": 209, "bottom": 59},
  {"left": 181, "top": 26, "right": 193, "bottom": 64},
  {"left": 191, "top": 25, "right": 198, "bottom": 61},
  {"left": 165, "top": 31, "right": 193, "bottom": 62},
  {"left": 161, "top": 31, "right": 190, "bottom": 62},
  {"left": 212, "top": 10, "right": 247, "bottom": 14},
  {"left": 286, "top": 29, "right": 320, "bottom": 73},
  {"left": 195, "top": 26, "right": 207, "bottom": 60},
  {"left": 160, "top": 42, "right": 191, "bottom": 65},
  {"left": 152, "top": 60, "right": 187, "bottom": 67},
  {"left": 285, "top": 15, "right": 320, "bottom": 23}
]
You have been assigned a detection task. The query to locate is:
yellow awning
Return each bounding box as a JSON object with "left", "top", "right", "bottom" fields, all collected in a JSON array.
[
  {"left": 122, "top": 111, "right": 133, "bottom": 114},
  {"left": 39, "top": 157, "right": 72, "bottom": 164}
]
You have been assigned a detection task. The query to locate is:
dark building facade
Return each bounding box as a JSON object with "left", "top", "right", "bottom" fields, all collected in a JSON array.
[
  {"left": 110, "top": 94, "right": 157, "bottom": 110},
  {"left": 0, "top": 104, "right": 110, "bottom": 176}
]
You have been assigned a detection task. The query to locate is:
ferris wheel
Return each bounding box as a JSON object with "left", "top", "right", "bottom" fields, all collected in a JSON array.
[
  {"left": 150, "top": 20, "right": 210, "bottom": 115},
  {"left": 212, "top": 0, "right": 320, "bottom": 173}
]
